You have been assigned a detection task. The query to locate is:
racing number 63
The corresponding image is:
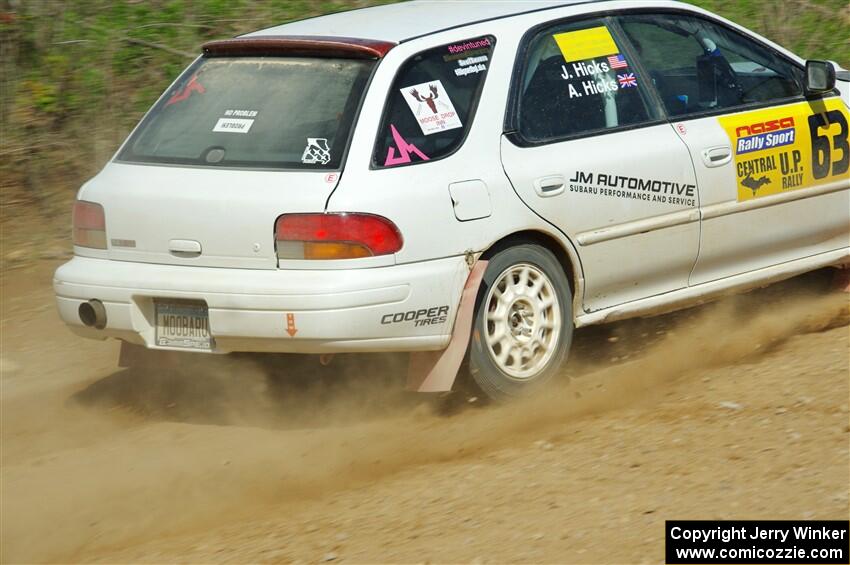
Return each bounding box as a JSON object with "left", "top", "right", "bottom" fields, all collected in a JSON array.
[{"left": 808, "top": 110, "right": 849, "bottom": 180}]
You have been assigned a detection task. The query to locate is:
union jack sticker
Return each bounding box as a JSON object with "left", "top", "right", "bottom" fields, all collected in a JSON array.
[{"left": 617, "top": 73, "right": 637, "bottom": 88}]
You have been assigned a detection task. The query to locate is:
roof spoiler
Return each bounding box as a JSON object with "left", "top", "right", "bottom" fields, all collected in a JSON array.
[{"left": 201, "top": 35, "right": 396, "bottom": 59}]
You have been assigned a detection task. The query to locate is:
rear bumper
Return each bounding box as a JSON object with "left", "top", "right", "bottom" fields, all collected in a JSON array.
[{"left": 53, "top": 256, "right": 470, "bottom": 353}]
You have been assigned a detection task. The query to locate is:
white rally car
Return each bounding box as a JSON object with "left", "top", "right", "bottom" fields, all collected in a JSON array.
[{"left": 55, "top": 0, "right": 850, "bottom": 401}]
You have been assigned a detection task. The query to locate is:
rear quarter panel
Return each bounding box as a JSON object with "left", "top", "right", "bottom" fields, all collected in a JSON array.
[{"left": 326, "top": 15, "right": 570, "bottom": 265}]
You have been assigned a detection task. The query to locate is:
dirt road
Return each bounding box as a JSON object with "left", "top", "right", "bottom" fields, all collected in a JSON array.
[{"left": 1, "top": 260, "right": 848, "bottom": 564}]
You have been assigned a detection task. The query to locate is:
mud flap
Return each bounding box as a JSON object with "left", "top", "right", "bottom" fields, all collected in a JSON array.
[
  {"left": 118, "top": 341, "right": 146, "bottom": 367},
  {"left": 406, "top": 260, "right": 488, "bottom": 392}
]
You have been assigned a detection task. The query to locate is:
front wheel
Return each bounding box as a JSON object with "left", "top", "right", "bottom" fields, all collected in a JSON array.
[{"left": 469, "top": 244, "right": 573, "bottom": 401}]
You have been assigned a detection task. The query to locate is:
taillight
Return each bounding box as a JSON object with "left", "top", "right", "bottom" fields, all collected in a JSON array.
[
  {"left": 72, "top": 200, "right": 107, "bottom": 249},
  {"left": 275, "top": 213, "right": 403, "bottom": 260}
]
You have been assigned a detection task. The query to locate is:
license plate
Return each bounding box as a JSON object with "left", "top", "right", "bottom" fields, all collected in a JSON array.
[{"left": 154, "top": 300, "right": 212, "bottom": 350}]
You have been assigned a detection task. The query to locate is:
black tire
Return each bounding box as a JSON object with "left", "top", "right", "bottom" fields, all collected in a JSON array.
[{"left": 468, "top": 243, "right": 573, "bottom": 401}]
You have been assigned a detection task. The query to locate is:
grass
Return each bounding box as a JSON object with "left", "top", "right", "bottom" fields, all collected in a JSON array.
[
  {"left": 0, "top": 0, "right": 848, "bottom": 263},
  {"left": 693, "top": 0, "right": 849, "bottom": 65}
]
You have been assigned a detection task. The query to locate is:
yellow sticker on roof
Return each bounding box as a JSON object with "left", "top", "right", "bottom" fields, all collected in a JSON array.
[{"left": 553, "top": 26, "right": 619, "bottom": 63}]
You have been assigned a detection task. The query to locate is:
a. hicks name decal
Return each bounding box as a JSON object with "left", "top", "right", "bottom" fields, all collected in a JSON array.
[{"left": 720, "top": 99, "right": 849, "bottom": 201}]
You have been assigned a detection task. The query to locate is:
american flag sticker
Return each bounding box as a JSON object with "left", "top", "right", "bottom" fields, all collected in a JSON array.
[
  {"left": 618, "top": 73, "right": 637, "bottom": 88},
  {"left": 608, "top": 54, "right": 628, "bottom": 69}
]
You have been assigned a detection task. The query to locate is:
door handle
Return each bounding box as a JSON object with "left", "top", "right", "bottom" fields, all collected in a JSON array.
[
  {"left": 169, "top": 239, "right": 202, "bottom": 257},
  {"left": 533, "top": 175, "right": 566, "bottom": 197},
  {"left": 701, "top": 145, "right": 732, "bottom": 168}
]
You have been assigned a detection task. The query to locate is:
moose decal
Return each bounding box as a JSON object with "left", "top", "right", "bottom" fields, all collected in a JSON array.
[
  {"left": 409, "top": 84, "right": 440, "bottom": 113},
  {"left": 400, "top": 79, "right": 463, "bottom": 135}
]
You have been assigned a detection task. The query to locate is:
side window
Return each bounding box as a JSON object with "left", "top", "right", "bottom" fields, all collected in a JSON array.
[
  {"left": 516, "top": 19, "right": 656, "bottom": 142},
  {"left": 617, "top": 13, "right": 805, "bottom": 118},
  {"left": 373, "top": 36, "right": 495, "bottom": 168}
]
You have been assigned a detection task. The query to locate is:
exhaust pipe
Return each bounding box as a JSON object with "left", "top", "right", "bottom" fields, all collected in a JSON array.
[{"left": 79, "top": 299, "right": 107, "bottom": 329}]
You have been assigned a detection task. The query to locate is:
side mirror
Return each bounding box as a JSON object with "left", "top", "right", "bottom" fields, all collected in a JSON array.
[{"left": 805, "top": 60, "right": 836, "bottom": 95}]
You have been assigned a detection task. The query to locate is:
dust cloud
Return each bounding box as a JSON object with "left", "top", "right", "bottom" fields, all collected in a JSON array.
[{"left": 2, "top": 277, "right": 847, "bottom": 562}]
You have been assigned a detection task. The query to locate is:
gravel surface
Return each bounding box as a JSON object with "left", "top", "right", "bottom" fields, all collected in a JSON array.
[{"left": 2, "top": 261, "right": 848, "bottom": 563}]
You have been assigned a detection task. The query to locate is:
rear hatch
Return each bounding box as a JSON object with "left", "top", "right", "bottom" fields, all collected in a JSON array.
[
  {"left": 94, "top": 38, "right": 389, "bottom": 269},
  {"left": 92, "top": 164, "right": 336, "bottom": 269}
]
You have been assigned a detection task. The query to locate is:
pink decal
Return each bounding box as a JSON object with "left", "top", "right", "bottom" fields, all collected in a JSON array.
[
  {"left": 384, "top": 124, "right": 429, "bottom": 166},
  {"left": 447, "top": 37, "right": 491, "bottom": 54},
  {"left": 166, "top": 74, "right": 206, "bottom": 106}
]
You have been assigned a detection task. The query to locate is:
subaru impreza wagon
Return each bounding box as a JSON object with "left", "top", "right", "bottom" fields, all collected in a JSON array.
[{"left": 54, "top": 0, "right": 850, "bottom": 400}]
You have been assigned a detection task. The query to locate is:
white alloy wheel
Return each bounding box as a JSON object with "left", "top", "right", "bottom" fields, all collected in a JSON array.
[
  {"left": 484, "top": 263, "right": 562, "bottom": 379},
  {"left": 469, "top": 243, "right": 573, "bottom": 401}
]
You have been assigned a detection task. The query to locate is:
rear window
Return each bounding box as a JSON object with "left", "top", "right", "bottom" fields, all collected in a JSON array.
[
  {"left": 118, "top": 57, "right": 374, "bottom": 170},
  {"left": 373, "top": 36, "right": 495, "bottom": 168}
]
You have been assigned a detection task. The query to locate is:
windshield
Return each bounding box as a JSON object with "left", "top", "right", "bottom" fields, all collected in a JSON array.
[{"left": 118, "top": 56, "right": 374, "bottom": 170}]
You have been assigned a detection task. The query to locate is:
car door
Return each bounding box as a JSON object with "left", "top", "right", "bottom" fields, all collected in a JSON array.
[
  {"left": 500, "top": 17, "right": 700, "bottom": 312},
  {"left": 616, "top": 12, "right": 850, "bottom": 286}
]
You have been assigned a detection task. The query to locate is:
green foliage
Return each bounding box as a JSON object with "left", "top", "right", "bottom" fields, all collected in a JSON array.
[
  {"left": 689, "top": 0, "right": 850, "bottom": 64},
  {"left": 0, "top": 0, "right": 395, "bottom": 212},
  {"left": 24, "top": 79, "right": 59, "bottom": 114}
]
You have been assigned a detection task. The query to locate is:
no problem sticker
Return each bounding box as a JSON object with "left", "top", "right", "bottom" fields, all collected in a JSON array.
[{"left": 212, "top": 109, "right": 258, "bottom": 134}]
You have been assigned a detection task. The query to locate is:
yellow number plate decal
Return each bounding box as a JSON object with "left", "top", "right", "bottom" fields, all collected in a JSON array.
[
  {"left": 553, "top": 26, "right": 619, "bottom": 63},
  {"left": 719, "top": 98, "right": 850, "bottom": 201}
]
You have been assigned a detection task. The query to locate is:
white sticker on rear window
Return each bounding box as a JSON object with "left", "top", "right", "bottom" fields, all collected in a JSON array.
[
  {"left": 454, "top": 54, "right": 488, "bottom": 77},
  {"left": 213, "top": 118, "right": 254, "bottom": 133},
  {"left": 400, "top": 79, "right": 463, "bottom": 136},
  {"left": 301, "top": 138, "right": 331, "bottom": 165},
  {"left": 224, "top": 109, "right": 258, "bottom": 118}
]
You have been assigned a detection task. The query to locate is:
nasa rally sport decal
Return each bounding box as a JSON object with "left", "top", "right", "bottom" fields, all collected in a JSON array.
[{"left": 719, "top": 98, "right": 849, "bottom": 201}]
